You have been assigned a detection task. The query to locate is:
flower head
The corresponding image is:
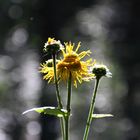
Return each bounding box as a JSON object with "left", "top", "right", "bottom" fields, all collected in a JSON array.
[
  {"left": 40, "top": 59, "right": 60, "bottom": 83},
  {"left": 44, "top": 38, "right": 64, "bottom": 54},
  {"left": 57, "top": 42, "right": 95, "bottom": 87},
  {"left": 40, "top": 42, "right": 95, "bottom": 87},
  {"left": 92, "top": 64, "right": 112, "bottom": 79}
]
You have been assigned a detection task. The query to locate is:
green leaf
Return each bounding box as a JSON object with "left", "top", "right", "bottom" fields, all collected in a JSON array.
[
  {"left": 92, "top": 114, "right": 113, "bottom": 119},
  {"left": 22, "top": 106, "right": 68, "bottom": 117}
]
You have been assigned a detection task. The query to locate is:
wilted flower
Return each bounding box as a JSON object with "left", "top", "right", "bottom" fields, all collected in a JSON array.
[
  {"left": 92, "top": 64, "right": 112, "bottom": 79},
  {"left": 44, "top": 38, "right": 64, "bottom": 54}
]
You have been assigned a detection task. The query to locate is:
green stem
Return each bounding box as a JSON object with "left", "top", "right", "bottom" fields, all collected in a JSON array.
[
  {"left": 65, "top": 72, "right": 72, "bottom": 140},
  {"left": 83, "top": 78, "right": 100, "bottom": 140},
  {"left": 52, "top": 53, "right": 63, "bottom": 108},
  {"left": 52, "top": 53, "right": 65, "bottom": 140}
]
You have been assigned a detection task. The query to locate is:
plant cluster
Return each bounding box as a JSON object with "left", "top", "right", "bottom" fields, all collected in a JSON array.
[{"left": 23, "top": 38, "right": 113, "bottom": 140}]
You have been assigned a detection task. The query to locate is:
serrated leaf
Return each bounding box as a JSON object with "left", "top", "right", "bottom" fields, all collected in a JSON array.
[
  {"left": 22, "top": 106, "right": 68, "bottom": 117},
  {"left": 92, "top": 114, "right": 113, "bottom": 119}
]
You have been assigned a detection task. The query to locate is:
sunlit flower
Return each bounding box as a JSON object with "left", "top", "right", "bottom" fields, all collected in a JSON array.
[
  {"left": 57, "top": 42, "right": 95, "bottom": 87},
  {"left": 92, "top": 64, "right": 112, "bottom": 79},
  {"left": 40, "top": 59, "right": 60, "bottom": 83},
  {"left": 44, "top": 37, "right": 64, "bottom": 54},
  {"left": 40, "top": 42, "right": 95, "bottom": 87}
]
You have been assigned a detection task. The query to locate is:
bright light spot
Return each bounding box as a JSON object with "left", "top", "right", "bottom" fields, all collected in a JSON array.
[
  {"left": 18, "top": 53, "right": 41, "bottom": 108},
  {"left": 10, "top": 68, "right": 21, "bottom": 82},
  {"left": 76, "top": 9, "right": 105, "bottom": 38},
  {"left": 12, "top": 28, "right": 28, "bottom": 46},
  {"left": 96, "top": 94, "right": 107, "bottom": 108},
  {"left": 26, "top": 121, "right": 41, "bottom": 135},
  {"left": 95, "top": 93, "right": 112, "bottom": 112},
  {"left": 0, "top": 55, "right": 14, "bottom": 70},
  {"left": 0, "top": 130, "right": 11, "bottom": 140}
]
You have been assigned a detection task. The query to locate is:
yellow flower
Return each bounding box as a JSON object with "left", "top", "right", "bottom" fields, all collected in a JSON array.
[
  {"left": 40, "top": 59, "right": 60, "bottom": 83},
  {"left": 40, "top": 63, "right": 54, "bottom": 83},
  {"left": 40, "top": 42, "right": 95, "bottom": 87},
  {"left": 57, "top": 42, "right": 95, "bottom": 87}
]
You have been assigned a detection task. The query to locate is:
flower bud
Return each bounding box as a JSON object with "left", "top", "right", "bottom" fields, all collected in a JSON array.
[
  {"left": 44, "top": 38, "right": 64, "bottom": 54},
  {"left": 92, "top": 64, "right": 112, "bottom": 79}
]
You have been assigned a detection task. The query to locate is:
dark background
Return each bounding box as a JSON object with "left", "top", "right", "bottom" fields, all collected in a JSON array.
[{"left": 0, "top": 0, "right": 140, "bottom": 140}]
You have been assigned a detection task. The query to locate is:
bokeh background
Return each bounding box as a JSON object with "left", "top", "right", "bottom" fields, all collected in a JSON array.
[{"left": 0, "top": 0, "right": 140, "bottom": 140}]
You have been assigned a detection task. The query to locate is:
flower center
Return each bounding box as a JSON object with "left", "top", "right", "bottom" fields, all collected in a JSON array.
[
  {"left": 57, "top": 54, "right": 81, "bottom": 71},
  {"left": 64, "top": 54, "right": 79, "bottom": 62}
]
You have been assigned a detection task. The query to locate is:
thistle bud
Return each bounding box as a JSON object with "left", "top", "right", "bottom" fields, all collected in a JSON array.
[
  {"left": 92, "top": 64, "right": 112, "bottom": 79},
  {"left": 44, "top": 38, "right": 64, "bottom": 54}
]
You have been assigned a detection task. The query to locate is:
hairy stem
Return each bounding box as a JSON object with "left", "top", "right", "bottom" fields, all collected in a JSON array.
[
  {"left": 83, "top": 78, "right": 100, "bottom": 140},
  {"left": 65, "top": 72, "right": 72, "bottom": 140},
  {"left": 52, "top": 53, "right": 65, "bottom": 140}
]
